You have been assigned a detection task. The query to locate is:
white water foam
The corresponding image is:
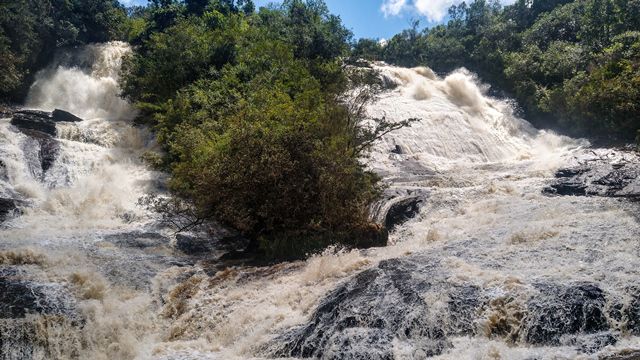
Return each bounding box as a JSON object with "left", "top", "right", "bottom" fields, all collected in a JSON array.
[{"left": 2, "top": 50, "right": 639, "bottom": 359}]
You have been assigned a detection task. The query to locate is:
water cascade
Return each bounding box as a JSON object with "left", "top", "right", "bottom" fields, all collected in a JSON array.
[{"left": 1, "top": 45, "right": 639, "bottom": 359}]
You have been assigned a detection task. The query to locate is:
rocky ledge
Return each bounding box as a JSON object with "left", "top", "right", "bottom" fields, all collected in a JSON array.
[
  {"left": 8, "top": 109, "right": 83, "bottom": 177},
  {"left": 269, "top": 253, "right": 640, "bottom": 359},
  {"left": 0, "top": 268, "right": 83, "bottom": 359},
  {"left": 0, "top": 198, "right": 22, "bottom": 223},
  {"left": 544, "top": 148, "right": 640, "bottom": 199},
  {"left": 11, "top": 109, "right": 82, "bottom": 137}
]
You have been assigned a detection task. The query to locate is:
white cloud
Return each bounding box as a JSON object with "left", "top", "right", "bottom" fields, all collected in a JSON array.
[
  {"left": 381, "top": 0, "right": 516, "bottom": 22},
  {"left": 381, "top": 0, "right": 407, "bottom": 17},
  {"left": 414, "top": 0, "right": 456, "bottom": 22}
]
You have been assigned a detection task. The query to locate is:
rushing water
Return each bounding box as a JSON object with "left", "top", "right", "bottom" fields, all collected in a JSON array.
[{"left": 1, "top": 43, "right": 639, "bottom": 360}]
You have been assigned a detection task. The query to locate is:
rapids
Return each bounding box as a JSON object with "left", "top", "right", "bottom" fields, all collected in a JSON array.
[{"left": 1, "top": 44, "right": 639, "bottom": 360}]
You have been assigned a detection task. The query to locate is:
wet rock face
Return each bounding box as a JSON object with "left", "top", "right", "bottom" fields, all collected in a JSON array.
[
  {"left": 626, "top": 287, "right": 640, "bottom": 336},
  {"left": 11, "top": 108, "right": 84, "bottom": 137},
  {"left": 20, "top": 128, "right": 60, "bottom": 174},
  {"left": 544, "top": 149, "right": 640, "bottom": 199},
  {"left": 103, "top": 231, "right": 170, "bottom": 249},
  {"left": 0, "top": 275, "right": 82, "bottom": 360},
  {"left": 384, "top": 196, "right": 425, "bottom": 231},
  {"left": 0, "top": 278, "right": 78, "bottom": 320},
  {"left": 523, "top": 283, "right": 608, "bottom": 345},
  {"left": 272, "top": 255, "right": 474, "bottom": 359},
  {"left": 52, "top": 109, "right": 83, "bottom": 123},
  {"left": 373, "top": 188, "right": 429, "bottom": 232},
  {"left": 0, "top": 199, "right": 21, "bottom": 223},
  {"left": 0, "top": 105, "right": 16, "bottom": 119},
  {"left": 271, "top": 254, "right": 640, "bottom": 359},
  {"left": 11, "top": 110, "right": 57, "bottom": 136},
  {"left": 95, "top": 231, "right": 189, "bottom": 290},
  {"left": 9, "top": 109, "right": 83, "bottom": 176}
]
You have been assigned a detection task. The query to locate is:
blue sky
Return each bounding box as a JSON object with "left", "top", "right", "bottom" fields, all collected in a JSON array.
[{"left": 119, "top": 0, "right": 515, "bottom": 40}]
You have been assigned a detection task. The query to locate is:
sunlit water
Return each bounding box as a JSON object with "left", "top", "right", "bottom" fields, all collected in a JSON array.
[{"left": 0, "top": 45, "right": 639, "bottom": 359}]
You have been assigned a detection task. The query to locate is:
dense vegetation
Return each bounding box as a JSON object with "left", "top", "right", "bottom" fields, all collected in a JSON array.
[
  {"left": 123, "top": 0, "right": 406, "bottom": 260},
  {"left": 354, "top": 0, "right": 640, "bottom": 144},
  {"left": 4, "top": 0, "right": 639, "bottom": 259},
  {"left": 0, "top": 0, "right": 129, "bottom": 101}
]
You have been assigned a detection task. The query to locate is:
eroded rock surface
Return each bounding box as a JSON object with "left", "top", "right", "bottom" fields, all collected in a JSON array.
[
  {"left": 270, "top": 254, "right": 640, "bottom": 359},
  {"left": 545, "top": 148, "right": 640, "bottom": 199}
]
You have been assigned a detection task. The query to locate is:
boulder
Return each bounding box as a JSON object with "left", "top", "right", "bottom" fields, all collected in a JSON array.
[
  {"left": 572, "top": 332, "right": 618, "bottom": 354},
  {"left": 11, "top": 110, "right": 56, "bottom": 136},
  {"left": 0, "top": 160, "right": 7, "bottom": 180},
  {"left": 544, "top": 149, "right": 640, "bottom": 199},
  {"left": 20, "top": 129, "right": 60, "bottom": 174},
  {"left": 270, "top": 255, "right": 470, "bottom": 359},
  {"left": 52, "top": 109, "right": 83, "bottom": 123},
  {"left": 270, "top": 252, "right": 632, "bottom": 359},
  {"left": 522, "top": 283, "right": 608, "bottom": 345},
  {"left": 103, "top": 231, "right": 170, "bottom": 249},
  {"left": 175, "top": 233, "right": 217, "bottom": 256},
  {"left": 0, "top": 198, "right": 21, "bottom": 222},
  {"left": 384, "top": 196, "right": 425, "bottom": 231},
  {"left": 0, "top": 278, "right": 78, "bottom": 320},
  {"left": 11, "top": 109, "right": 84, "bottom": 137}
]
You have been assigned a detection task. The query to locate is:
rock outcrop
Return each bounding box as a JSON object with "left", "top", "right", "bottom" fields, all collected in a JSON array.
[
  {"left": 0, "top": 199, "right": 21, "bottom": 223},
  {"left": 544, "top": 148, "right": 640, "bottom": 199},
  {"left": 270, "top": 253, "right": 640, "bottom": 359},
  {"left": 11, "top": 109, "right": 83, "bottom": 137},
  {"left": 9, "top": 109, "right": 83, "bottom": 175},
  {"left": 11, "top": 110, "right": 58, "bottom": 136},
  {"left": 20, "top": 128, "right": 60, "bottom": 174},
  {"left": 373, "top": 188, "right": 429, "bottom": 232}
]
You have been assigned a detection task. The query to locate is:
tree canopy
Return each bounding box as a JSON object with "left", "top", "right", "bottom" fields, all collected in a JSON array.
[{"left": 354, "top": 0, "right": 640, "bottom": 143}]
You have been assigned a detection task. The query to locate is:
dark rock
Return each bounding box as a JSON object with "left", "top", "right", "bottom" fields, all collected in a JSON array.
[
  {"left": 270, "top": 250, "right": 631, "bottom": 358},
  {"left": 321, "top": 328, "right": 395, "bottom": 360},
  {"left": 544, "top": 182, "right": 587, "bottom": 196},
  {"left": 0, "top": 199, "right": 21, "bottom": 222},
  {"left": 573, "top": 332, "right": 618, "bottom": 354},
  {"left": 11, "top": 110, "right": 56, "bottom": 136},
  {"left": 626, "top": 287, "right": 640, "bottom": 335},
  {"left": 555, "top": 168, "right": 588, "bottom": 178},
  {"left": 10, "top": 109, "right": 83, "bottom": 138},
  {"left": 0, "top": 104, "right": 16, "bottom": 118},
  {"left": 0, "top": 160, "right": 6, "bottom": 180},
  {"left": 0, "top": 278, "right": 78, "bottom": 320},
  {"left": 175, "top": 233, "right": 216, "bottom": 256},
  {"left": 522, "top": 283, "right": 608, "bottom": 345},
  {"left": 391, "top": 145, "right": 404, "bottom": 154},
  {"left": 14, "top": 110, "right": 51, "bottom": 119},
  {"left": 544, "top": 149, "right": 640, "bottom": 199},
  {"left": 102, "top": 231, "right": 170, "bottom": 249},
  {"left": 52, "top": 109, "right": 82, "bottom": 123},
  {"left": 20, "top": 129, "right": 60, "bottom": 174},
  {"left": 601, "top": 350, "right": 640, "bottom": 360},
  {"left": 270, "top": 255, "right": 466, "bottom": 359},
  {"left": 0, "top": 277, "right": 82, "bottom": 359},
  {"left": 384, "top": 196, "right": 425, "bottom": 231}
]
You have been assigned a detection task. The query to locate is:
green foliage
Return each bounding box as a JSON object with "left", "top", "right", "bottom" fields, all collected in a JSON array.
[
  {"left": 0, "top": 0, "right": 128, "bottom": 102},
  {"left": 362, "top": 0, "right": 640, "bottom": 142},
  {"left": 123, "top": 0, "right": 401, "bottom": 260}
]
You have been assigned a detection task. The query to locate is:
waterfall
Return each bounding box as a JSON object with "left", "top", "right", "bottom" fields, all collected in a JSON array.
[
  {"left": 1, "top": 46, "right": 639, "bottom": 360},
  {"left": 0, "top": 42, "right": 160, "bottom": 239}
]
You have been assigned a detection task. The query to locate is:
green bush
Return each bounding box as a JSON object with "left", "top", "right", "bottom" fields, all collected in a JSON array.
[{"left": 123, "top": 0, "right": 409, "bottom": 260}]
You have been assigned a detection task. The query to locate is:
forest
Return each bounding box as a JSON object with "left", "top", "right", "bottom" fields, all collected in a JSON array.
[
  {"left": 354, "top": 0, "right": 640, "bottom": 144},
  {"left": 1, "top": 0, "right": 639, "bottom": 259}
]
